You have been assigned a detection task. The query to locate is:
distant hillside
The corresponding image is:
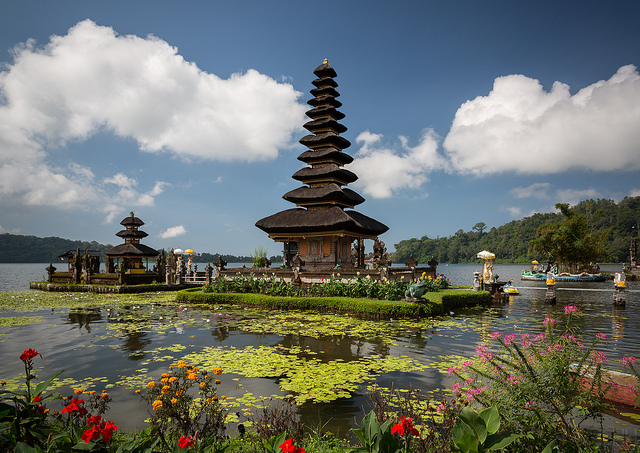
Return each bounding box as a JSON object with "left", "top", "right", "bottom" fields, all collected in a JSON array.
[
  {"left": 0, "top": 234, "right": 114, "bottom": 263},
  {"left": 0, "top": 234, "right": 279, "bottom": 264},
  {"left": 392, "top": 196, "right": 640, "bottom": 264}
]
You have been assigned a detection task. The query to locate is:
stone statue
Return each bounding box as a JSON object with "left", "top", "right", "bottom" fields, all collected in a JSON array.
[
  {"left": 404, "top": 279, "right": 430, "bottom": 300},
  {"left": 46, "top": 263, "right": 56, "bottom": 283}
]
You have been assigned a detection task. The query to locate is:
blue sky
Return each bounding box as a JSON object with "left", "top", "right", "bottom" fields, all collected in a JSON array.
[{"left": 1, "top": 1, "right": 639, "bottom": 257}]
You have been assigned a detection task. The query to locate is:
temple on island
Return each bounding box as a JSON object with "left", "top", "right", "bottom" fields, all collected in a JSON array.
[
  {"left": 105, "top": 212, "right": 158, "bottom": 272},
  {"left": 256, "top": 59, "right": 388, "bottom": 268}
]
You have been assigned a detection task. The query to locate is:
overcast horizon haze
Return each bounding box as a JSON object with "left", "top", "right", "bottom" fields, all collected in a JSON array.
[{"left": 1, "top": 1, "right": 639, "bottom": 257}]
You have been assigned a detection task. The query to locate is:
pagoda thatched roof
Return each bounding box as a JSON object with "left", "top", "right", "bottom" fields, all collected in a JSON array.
[
  {"left": 105, "top": 243, "right": 158, "bottom": 258},
  {"left": 283, "top": 184, "right": 365, "bottom": 207},
  {"left": 116, "top": 229, "right": 149, "bottom": 239},
  {"left": 297, "top": 147, "right": 353, "bottom": 165},
  {"left": 299, "top": 133, "right": 351, "bottom": 150},
  {"left": 256, "top": 207, "right": 388, "bottom": 237},
  {"left": 120, "top": 214, "right": 144, "bottom": 226},
  {"left": 292, "top": 164, "right": 358, "bottom": 185}
]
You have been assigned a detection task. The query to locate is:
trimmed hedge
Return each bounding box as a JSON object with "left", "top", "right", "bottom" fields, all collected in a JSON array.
[{"left": 176, "top": 288, "right": 491, "bottom": 319}]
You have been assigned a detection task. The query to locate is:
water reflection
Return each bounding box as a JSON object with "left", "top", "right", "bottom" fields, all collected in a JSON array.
[{"left": 65, "top": 307, "right": 103, "bottom": 333}]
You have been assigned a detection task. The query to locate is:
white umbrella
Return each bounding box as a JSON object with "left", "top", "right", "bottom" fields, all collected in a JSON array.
[
  {"left": 174, "top": 248, "right": 184, "bottom": 255},
  {"left": 477, "top": 250, "right": 495, "bottom": 260}
]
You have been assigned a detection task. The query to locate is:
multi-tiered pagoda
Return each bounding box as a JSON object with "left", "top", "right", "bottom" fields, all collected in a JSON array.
[
  {"left": 105, "top": 212, "right": 158, "bottom": 271},
  {"left": 256, "top": 60, "right": 388, "bottom": 268}
]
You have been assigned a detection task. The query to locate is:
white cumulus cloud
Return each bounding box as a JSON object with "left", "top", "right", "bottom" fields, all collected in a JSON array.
[
  {"left": 0, "top": 19, "right": 306, "bottom": 214},
  {"left": 443, "top": 65, "right": 640, "bottom": 175},
  {"left": 159, "top": 225, "right": 187, "bottom": 239},
  {"left": 348, "top": 129, "right": 444, "bottom": 198},
  {"left": 510, "top": 182, "right": 551, "bottom": 199}
]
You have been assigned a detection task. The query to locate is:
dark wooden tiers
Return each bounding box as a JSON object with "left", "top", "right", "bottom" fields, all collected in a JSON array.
[
  {"left": 105, "top": 243, "right": 159, "bottom": 257},
  {"left": 256, "top": 60, "right": 388, "bottom": 242},
  {"left": 116, "top": 229, "right": 148, "bottom": 239},
  {"left": 256, "top": 207, "right": 388, "bottom": 238},
  {"left": 283, "top": 184, "right": 365, "bottom": 208},
  {"left": 297, "top": 147, "right": 353, "bottom": 166},
  {"left": 105, "top": 213, "right": 158, "bottom": 259},
  {"left": 292, "top": 164, "right": 357, "bottom": 186}
]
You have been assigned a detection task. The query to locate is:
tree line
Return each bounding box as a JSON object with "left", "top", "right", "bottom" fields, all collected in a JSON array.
[
  {"left": 392, "top": 196, "right": 640, "bottom": 264},
  {"left": 0, "top": 234, "right": 278, "bottom": 264}
]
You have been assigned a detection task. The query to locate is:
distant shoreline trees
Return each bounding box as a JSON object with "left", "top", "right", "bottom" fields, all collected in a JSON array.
[{"left": 392, "top": 196, "right": 640, "bottom": 264}]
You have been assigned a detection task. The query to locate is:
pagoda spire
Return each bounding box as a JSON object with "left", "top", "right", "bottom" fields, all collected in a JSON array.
[{"left": 255, "top": 60, "right": 388, "bottom": 269}]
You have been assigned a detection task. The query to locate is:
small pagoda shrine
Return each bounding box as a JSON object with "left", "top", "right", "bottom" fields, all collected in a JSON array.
[
  {"left": 105, "top": 212, "right": 158, "bottom": 272},
  {"left": 256, "top": 60, "right": 388, "bottom": 268}
]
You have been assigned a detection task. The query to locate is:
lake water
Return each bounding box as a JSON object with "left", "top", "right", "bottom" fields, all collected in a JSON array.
[{"left": 1, "top": 262, "right": 639, "bottom": 440}]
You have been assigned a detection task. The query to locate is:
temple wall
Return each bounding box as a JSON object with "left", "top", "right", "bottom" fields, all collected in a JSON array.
[{"left": 322, "top": 236, "right": 331, "bottom": 257}]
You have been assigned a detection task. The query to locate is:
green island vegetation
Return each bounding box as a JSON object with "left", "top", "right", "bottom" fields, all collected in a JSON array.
[
  {"left": 393, "top": 196, "right": 640, "bottom": 264},
  {"left": 178, "top": 272, "right": 489, "bottom": 318},
  {"left": 1, "top": 290, "right": 640, "bottom": 452}
]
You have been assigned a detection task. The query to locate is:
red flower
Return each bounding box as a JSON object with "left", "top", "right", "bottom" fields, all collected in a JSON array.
[
  {"left": 279, "top": 438, "right": 306, "bottom": 453},
  {"left": 33, "top": 396, "right": 43, "bottom": 402},
  {"left": 61, "top": 398, "right": 88, "bottom": 417},
  {"left": 20, "top": 348, "right": 41, "bottom": 361},
  {"left": 391, "top": 415, "right": 419, "bottom": 437},
  {"left": 81, "top": 415, "right": 117, "bottom": 443},
  {"left": 178, "top": 435, "right": 194, "bottom": 449}
]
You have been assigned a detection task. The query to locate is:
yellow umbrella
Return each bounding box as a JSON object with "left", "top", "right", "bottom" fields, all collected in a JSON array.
[
  {"left": 477, "top": 250, "right": 495, "bottom": 260},
  {"left": 532, "top": 260, "right": 539, "bottom": 265},
  {"left": 185, "top": 249, "right": 195, "bottom": 255}
]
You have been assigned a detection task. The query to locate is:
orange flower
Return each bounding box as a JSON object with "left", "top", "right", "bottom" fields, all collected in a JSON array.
[
  {"left": 147, "top": 381, "right": 156, "bottom": 389},
  {"left": 86, "top": 390, "right": 96, "bottom": 395},
  {"left": 169, "top": 377, "right": 178, "bottom": 383},
  {"left": 212, "top": 367, "right": 222, "bottom": 375},
  {"left": 161, "top": 386, "right": 171, "bottom": 394},
  {"left": 171, "top": 398, "right": 178, "bottom": 404},
  {"left": 177, "top": 361, "right": 187, "bottom": 369},
  {"left": 200, "top": 382, "right": 206, "bottom": 388},
  {"left": 74, "top": 388, "right": 83, "bottom": 395},
  {"left": 187, "top": 373, "right": 198, "bottom": 380},
  {"left": 101, "top": 392, "right": 109, "bottom": 400},
  {"left": 135, "top": 390, "right": 141, "bottom": 394},
  {"left": 215, "top": 379, "right": 221, "bottom": 385},
  {"left": 152, "top": 400, "right": 163, "bottom": 411}
]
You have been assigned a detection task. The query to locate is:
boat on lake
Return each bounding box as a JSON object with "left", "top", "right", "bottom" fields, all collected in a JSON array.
[
  {"left": 503, "top": 279, "right": 519, "bottom": 294},
  {"left": 521, "top": 270, "right": 606, "bottom": 282}
]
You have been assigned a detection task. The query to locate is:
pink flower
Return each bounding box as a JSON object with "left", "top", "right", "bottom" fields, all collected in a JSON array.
[
  {"left": 447, "top": 366, "right": 459, "bottom": 376},
  {"left": 591, "top": 350, "right": 606, "bottom": 365},
  {"left": 564, "top": 305, "right": 578, "bottom": 315},
  {"left": 596, "top": 333, "right": 608, "bottom": 341},
  {"left": 524, "top": 401, "right": 535, "bottom": 408},
  {"left": 491, "top": 332, "right": 501, "bottom": 340},
  {"left": 452, "top": 382, "right": 462, "bottom": 391},
  {"left": 466, "top": 386, "right": 487, "bottom": 398},
  {"left": 504, "top": 334, "right": 517, "bottom": 345},
  {"left": 534, "top": 333, "right": 546, "bottom": 342},
  {"left": 543, "top": 317, "right": 556, "bottom": 328},
  {"left": 622, "top": 356, "right": 637, "bottom": 367},
  {"left": 462, "top": 361, "right": 473, "bottom": 371}
]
